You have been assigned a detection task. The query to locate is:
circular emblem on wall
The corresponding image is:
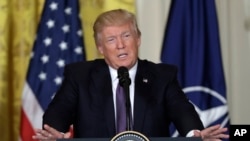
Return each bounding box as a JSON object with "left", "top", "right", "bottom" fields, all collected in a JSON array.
[{"left": 111, "top": 131, "right": 149, "bottom": 141}]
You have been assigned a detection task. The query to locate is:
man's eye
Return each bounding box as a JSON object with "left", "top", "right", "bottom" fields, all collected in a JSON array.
[
  {"left": 123, "top": 34, "right": 131, "bottom": 38},
  {"left": 107, "top": 38, "right": 114, "bottom": 42}
]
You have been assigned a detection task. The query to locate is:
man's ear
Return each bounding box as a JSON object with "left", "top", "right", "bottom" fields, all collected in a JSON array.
[
  {"left": 97, "top": 45, "right": 104, "bottom": 54},
  {"left": 137, "top": 36, "right": 141, "bottom": 47}
]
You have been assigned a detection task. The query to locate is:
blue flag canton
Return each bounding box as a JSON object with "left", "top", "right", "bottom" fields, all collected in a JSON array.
[{"left": 27, "top": 0, "right": 85, "bottom": 110}]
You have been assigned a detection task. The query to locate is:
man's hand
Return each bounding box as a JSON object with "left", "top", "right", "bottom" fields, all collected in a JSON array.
[
  {"left": 193, "top": 124, "right": 229, "bottom": 141},
  {"left": 32, "top": 124, "right": 71, "bottom": 141}
]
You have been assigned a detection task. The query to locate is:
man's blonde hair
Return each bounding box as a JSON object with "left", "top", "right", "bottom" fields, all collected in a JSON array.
[{"left": 93, "top": 9, "right": 141, "bottom": 45}]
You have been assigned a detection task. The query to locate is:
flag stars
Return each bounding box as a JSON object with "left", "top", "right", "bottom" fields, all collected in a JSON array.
[
  {"left": 51, "top": 93, "right": 56, "bottom": 99},
  {"left": 41, "top": 54, "right": 49, "bottom": 64},
  {"left": 46, "top": 19, "right": 55, "bottom": 28},
  {"left": 43, "top": 37, "right": 52, "bottom": 46},
  {"left": 77, "top": 30, "right": 82, "bottom": 37},
  {"left": 75, "top": 46, "right": 82, "bottom": 54},
  {"left": 62, "top": 24, "right": 70, "bottom": 33},
  {"left": 50, "top": 2, "right": 58, "bottom": 11},
  {"left": 38, "top": 72, "right": 47, "bottom": 81},
  {"left": 59, "top": 41, "right": 68, "bottom": 50},
  {"left": 56, "top": 59, "right": 65, "bottom": 68},
  {"left": 54, "top": 76, "right": 62, "bottom": 85},
  {"left": 65, "top": 7, "right": 72, "bottom": 15}
]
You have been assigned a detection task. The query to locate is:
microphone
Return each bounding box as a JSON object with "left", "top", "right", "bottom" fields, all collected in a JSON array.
[
  {"left": 118, "top": 66, "right": 131, "bottom": 87},
  {"left": 117, "top": 66, "right": 132, "bottom": 131}
]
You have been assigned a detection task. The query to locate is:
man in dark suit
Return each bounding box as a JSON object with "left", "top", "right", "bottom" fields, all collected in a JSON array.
[{"left": 33, "top": 9, "right": 229, "bottom": 141}]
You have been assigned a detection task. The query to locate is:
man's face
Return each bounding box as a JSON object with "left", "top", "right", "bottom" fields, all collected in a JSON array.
[{"left": 97, "top": 23, "right": 141, "bottom": 70}]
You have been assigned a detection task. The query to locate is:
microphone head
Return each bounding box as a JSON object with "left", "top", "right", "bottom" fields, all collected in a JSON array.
[
  {"left": 118, "top": 66, "right": 131, "bottom": 86},
  {"left": 118, "top": 66, "right": 128, "bottom": 76}
]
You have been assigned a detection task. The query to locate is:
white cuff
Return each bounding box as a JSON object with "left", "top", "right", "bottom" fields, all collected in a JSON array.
[{"left": 186, "top": 130, "right": 200, "bottom": 137}]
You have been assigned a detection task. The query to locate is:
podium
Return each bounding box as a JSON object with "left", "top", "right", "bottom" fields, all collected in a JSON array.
[
  {"left": 57, "top": 131, "right": 202, "bottom": 141},
  {"left": 57, "top": 137, "right": 202, "bottom": 141}
]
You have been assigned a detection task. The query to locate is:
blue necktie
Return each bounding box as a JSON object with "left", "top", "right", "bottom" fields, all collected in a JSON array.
[{"left": 116, "top": 84, "right": 126, "bottom": 133}]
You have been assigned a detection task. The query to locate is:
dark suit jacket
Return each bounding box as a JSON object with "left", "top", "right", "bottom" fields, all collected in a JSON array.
[{"left": 43, "top": 59, "right": 204, "bottom": 138}]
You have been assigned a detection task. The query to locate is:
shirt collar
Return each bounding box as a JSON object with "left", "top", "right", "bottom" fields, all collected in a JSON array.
[{"left": 109, "top": 61, "right": 138, "bottom": 82}]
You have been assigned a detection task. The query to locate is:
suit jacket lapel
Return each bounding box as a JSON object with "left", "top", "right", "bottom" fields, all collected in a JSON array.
[
  {"left": 90, "top": 60, "right": 116, "bottom": 136},
  {"left": 133, "top": 60, "right": 154, "bottom": 132}
]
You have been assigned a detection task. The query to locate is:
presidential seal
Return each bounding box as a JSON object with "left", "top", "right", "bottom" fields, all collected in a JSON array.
[{"left": 111, "top": 131, "right": 149, "bottom": 141}]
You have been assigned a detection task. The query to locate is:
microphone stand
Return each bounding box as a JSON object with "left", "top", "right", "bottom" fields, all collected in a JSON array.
[{"left": 122, "top": 81, "right": 132, "bottom": 131}]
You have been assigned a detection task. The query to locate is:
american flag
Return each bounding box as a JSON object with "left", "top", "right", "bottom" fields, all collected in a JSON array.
[{"left": 20, "top": 0, "right": 85, "bottom": 140}]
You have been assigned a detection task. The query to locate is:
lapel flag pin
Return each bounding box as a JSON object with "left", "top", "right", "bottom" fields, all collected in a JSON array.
[{"left": 143, "top": 78, "right": 148, "bottom": 83}]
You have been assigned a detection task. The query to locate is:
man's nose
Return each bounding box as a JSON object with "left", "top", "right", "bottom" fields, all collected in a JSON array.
[{"left": 117, "top": 37, "right": 125, "bottom": 49}]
